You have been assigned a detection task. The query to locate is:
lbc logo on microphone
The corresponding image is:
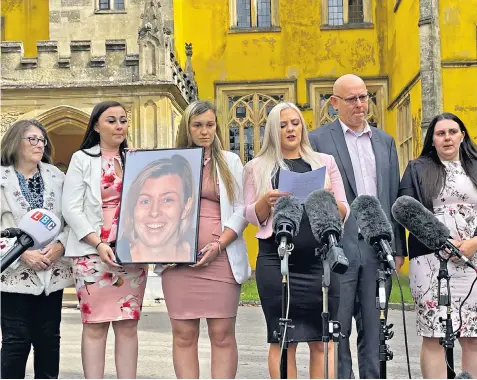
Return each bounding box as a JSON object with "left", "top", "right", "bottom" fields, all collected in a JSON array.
[{"left": 30, "top": 211, "right": 57, "bottom": 231}]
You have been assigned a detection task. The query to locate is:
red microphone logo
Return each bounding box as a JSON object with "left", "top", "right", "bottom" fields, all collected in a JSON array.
[{"left": 30, "top": 211, "right": 57, "bottom": 231}]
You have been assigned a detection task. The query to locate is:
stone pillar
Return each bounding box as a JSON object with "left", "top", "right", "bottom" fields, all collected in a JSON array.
[{"left": 418, "top": 0, "right": 443, "bottom": 135}]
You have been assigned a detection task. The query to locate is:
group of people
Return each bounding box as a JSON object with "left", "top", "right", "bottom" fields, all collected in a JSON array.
[{"left": 0, "top": 73, "right": 476, "bottom": 379}]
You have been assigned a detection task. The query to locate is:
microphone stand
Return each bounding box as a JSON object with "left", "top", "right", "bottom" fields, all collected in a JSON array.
[
  {"left": 321, "top": 235, "right": 343, "bottom": 379},
  {"left": 372, "top": 243, "right": 394, "bottom": 379},
  {"left": 435, "top": 251, "right": 458, "bottom": 379},
  {"left": 273, "top": 241, "right": 295, "bottom": 379}
]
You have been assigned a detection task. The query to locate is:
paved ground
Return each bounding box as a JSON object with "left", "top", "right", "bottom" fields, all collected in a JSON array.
[{"left": 21, "top": 304, "right": 461, "bottom": 379}]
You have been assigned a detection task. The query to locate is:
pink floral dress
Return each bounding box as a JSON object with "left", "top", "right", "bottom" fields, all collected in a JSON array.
[{"left": 72, "top": 151, "right": 148, "bottom": 323}]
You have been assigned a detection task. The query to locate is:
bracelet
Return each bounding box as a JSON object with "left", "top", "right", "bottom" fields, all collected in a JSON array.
[
  {"left": 95, "top": 242, "right": 103, "bottom": 250},
  {"left": 215, "top": 239, "right": 222, "bottom": 253}
]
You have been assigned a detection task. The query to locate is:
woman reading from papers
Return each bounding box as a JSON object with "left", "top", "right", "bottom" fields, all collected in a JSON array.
[{"left": 243, "top": 102, "right": 349, "bottom": 379}]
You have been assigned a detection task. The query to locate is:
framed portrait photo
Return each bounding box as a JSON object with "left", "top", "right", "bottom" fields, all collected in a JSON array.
[{"left": 115, "top": 148, "right": 204, "bottom": 264}]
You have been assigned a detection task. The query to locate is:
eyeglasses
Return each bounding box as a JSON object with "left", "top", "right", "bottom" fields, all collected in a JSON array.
[
  {"left": 23, "top": 137, "right": 48, "bottom": 146},
  {"left": 333, "top": 94, "right": 370, "bottom": 105}
]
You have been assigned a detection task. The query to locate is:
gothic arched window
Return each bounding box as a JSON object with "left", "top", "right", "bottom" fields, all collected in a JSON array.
[{"left": 226, "top": 93, "right": 283, "bottom": 163}]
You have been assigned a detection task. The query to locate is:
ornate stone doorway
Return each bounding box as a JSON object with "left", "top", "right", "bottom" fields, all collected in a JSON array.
[{"left": 37, "top": 106, "right": 89, "bottom": 172}]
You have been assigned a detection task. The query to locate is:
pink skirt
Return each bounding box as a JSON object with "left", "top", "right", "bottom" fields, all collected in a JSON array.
[
  {"left": 162, "top": 252, "right": 240, "bottom": 320},
  {"left": 72, "top": 254, "right": 148, "bottom": 323}
]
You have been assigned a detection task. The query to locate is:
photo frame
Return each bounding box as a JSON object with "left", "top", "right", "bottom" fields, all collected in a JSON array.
[{"left": 115, "top": 147, "right": 204, "bottom": 264}]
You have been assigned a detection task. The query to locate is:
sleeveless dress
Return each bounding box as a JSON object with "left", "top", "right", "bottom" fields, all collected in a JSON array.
[
  {"left": 161, "top": 156, "right": 241, "bottom": 319},
  {"left": 72, "top": 151, "right": 148, "bottom": 323},
  {"left": 409, "top": 160, "right": 477, "bottom": 337},
  {"left": 256, "top": 158, "right": 340, "bottom": 343}
]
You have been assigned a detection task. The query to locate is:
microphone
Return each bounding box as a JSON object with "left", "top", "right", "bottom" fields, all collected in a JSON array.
[
  {"left": 1, "top": 209, "right": 61, "bottom": 273},
  {"left": 272, "top": 195, "right": 303, "bottom": 256},
  {"left": 456, "top": 372, "right": 473, "bottom": 379},
  {"left": 1, "top": 228, "right": 23, "bottom": 238},
  {"left": 305, "top": 189, "right": 348, "bottom": 274},
  {"left": 392, "top": 196, "right": 477, "bottom": 272},
  {"left": 351, "top": 195, "right": 396, "bottom": 271}
]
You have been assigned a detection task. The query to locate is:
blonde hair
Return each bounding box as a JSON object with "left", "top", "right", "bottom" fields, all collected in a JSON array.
[
  {"left": 176, "top": 100, "right": 237, "bottom": 202},
  {"left": 247, "top": 102, "right": 330, "bottom": 199}
]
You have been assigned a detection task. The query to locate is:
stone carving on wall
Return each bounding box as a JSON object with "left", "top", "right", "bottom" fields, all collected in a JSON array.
[
  {"left": 1, "top": 110, "right": 27, "bottom": 135},
  {"left": 185, "top": 42, "right": 196, "bottom": 82},
  {"left": 138, "top": 0, "right": 170, "bottom": 80}
]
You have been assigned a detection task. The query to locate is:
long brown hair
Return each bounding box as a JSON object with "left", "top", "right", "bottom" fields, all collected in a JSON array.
[
  {"left": 175, "top": 100, "right": 237, "bottom": 202},
  {"left": 418, "top": 112, "right": 477, "bottom": 208},
  {"left": 1, "top": 119, "right": 52, "bottom": 166}
]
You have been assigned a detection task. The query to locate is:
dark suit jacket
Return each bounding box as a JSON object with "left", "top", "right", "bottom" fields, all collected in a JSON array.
[
  {"left": 399, "top": 157, "right": 477, "bottom": 259},
  {"left": 309, "top": 119, "right": 407, "bottom": 257}
]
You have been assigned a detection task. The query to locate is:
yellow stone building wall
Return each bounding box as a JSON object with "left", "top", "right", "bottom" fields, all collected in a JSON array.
[
  {"left": 440, "top": 0, "right": 477, "bottom": 135},
  {"left": 174, "top": 0, "right": 386, "bottom": 113},
  {"left": 1, "top": 0, "right": 49, "bottom": 57},
  {"left": 384, "top": 0, "right": 422, "bottom": 141}
]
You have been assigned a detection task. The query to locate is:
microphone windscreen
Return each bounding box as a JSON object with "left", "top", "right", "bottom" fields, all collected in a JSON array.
[
  {"left": 456, "top": 372, "right": 473, "bottom": 379},
  {"left": 272, "top": 195, "right": 303, "bottom": 236},
  {"left": 391, "top": 196, "right": 449, "bottom": 250},
  {"left": 305, "top": 189, "right": 342, "bottom": 244},
  {"left": 351, "top": 195, "right": 393, "bottom": 245},
  {"left": 18, "top": 209, "right": 61, "bottom": 249}
]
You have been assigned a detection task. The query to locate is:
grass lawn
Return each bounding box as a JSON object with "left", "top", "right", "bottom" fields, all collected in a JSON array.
[{"left": 240, "top": 275, "right": 414, "bottom": 305}]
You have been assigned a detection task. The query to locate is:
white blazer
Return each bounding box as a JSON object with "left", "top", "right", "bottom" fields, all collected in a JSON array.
[
  {"left": 62, "top": 145, "right": 105, "bottom": 257},
  {"left": 215, "top": 150, "right": 251, "bottom": 284}
]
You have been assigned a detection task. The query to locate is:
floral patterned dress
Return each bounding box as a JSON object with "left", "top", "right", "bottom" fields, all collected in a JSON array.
[
  {"left": 72, "top": 151, "right": 148, "bottom": 323},
  {"left": 409, "top": 160, "right": 477, "bottom": 337}
]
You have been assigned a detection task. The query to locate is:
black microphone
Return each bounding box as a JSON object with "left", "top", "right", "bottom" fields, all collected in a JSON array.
[
  {"left": 305, "top": 189, "right": 348, "bottom": 274},
  {"left": 455, "top": 372, "right": 473, "bottom": 379},
  {"left": 1, "top": 228, "right": 24, "bottom": 238},
  {"left": 351, "top": 195, "right": 396, "bottom": 271},
  {"left": 392, "top": 196, "right": 477, "bottom": 272},
  {"left": 272, "top": 195, "right": 303, "bottom": 256}
]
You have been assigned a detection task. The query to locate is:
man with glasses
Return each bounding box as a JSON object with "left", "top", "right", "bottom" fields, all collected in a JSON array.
[{"left": 309, "top": 74, "right": 407, "bottom": 379}]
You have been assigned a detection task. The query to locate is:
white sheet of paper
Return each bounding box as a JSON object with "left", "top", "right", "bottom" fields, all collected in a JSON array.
[{"left": 278, "top": 166, "right": 326, "bottom": 202}]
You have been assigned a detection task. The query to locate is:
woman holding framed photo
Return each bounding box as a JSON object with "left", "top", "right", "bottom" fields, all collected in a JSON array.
[
  {"left": 62, "top": 101, "right": 147, "bottom": 379},
  {"left": 158, "top": 100, "right": 251, "bottom": 379}
]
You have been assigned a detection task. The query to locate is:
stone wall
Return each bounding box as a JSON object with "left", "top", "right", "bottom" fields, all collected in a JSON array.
[
  {"left": 0, "top": 87, "right": 184, "bottom": 149},
  {"left": 49, "top": 0, "right": 174, "bottom": 56},
  {"left": 1, "top": 39, "right": 197, "bottom": 104},
  {"left": 418, "top": 0, "right": 443, "bottom": 132}
]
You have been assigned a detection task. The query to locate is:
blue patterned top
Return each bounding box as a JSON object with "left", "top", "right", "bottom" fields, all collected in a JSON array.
[{"left": 15, "top": 170, "right": 44, "bottom": 210}]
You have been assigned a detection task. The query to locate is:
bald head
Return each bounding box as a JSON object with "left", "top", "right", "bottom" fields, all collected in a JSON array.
[
  {"left": 333, "top": 74, "right": 365, "bottom": 96},
  {"left": 331, "top": 74, "right": 369, "bottom": 131}
]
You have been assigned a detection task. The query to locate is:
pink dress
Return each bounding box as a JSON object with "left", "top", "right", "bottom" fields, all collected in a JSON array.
[
  {"left": 161, "top": 157, "right": 241, "bottom": 319},
  {"left": 72, "top": 151, "right": 148, "bottom": 323}
]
